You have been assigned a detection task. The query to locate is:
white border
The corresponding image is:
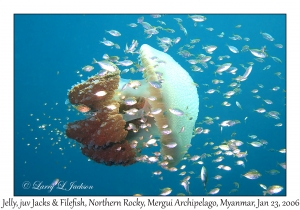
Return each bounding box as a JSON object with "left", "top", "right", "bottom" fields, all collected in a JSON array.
[{"left": 2, "top": 0, "right": 298, "bottom": 210}]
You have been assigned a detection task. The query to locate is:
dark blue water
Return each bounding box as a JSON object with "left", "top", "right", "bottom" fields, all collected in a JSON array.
[{"left": 14, "top": 14, "right": 286, "bottom": 196}]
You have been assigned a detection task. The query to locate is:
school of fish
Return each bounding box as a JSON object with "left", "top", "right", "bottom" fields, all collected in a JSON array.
[{"left": 24, "top": 14, "right": 285, "bottom": 196}]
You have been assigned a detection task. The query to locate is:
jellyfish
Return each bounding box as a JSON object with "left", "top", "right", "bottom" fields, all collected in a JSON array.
[{"left": 65, "top": 44, "right": 199, "bottom": 167}]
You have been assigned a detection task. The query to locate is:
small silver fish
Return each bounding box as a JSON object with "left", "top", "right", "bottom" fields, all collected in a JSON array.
[
  {"left": 263, "top": 185, "right": 283, "bottom": 196},
  {"left": 227, "top": 45, "right": 239, "bottom": 53},
  {"left": 117, "top": 60, "right": 133, "bottom": 66},
  {"left": 92, "top": 59, "right": 118, "bottom": 72},
  {"left": 236, "top": 101, "right": 242, "bottom": 109},
  {"left": 149, "top": 81, "right": 162, "bottom": 89},
  {"left": 259, "top": 184, "right": 267, "bottom": 190},
  {"left": 94, "top": 91, "right": 107, "bottom": 97},
  {"left": 179, "top": 126, "right": 185, "bottom": 133},
  {"left": 151, "top": 108, "right": 162, "bottom": 115},
  {"left": 207, "top": 188, "right": 220, "bottom": 195},
  {"left": 169, "top": 108, "right": 184, "bottom": 116},
  {"left": 124, "top": 97, "right": 137, "bottom": 106},
  {"left": 100, "top": 38, "right": 115, "bottom": 46},
  {"left": 242, "top": 65, "right": 252, "bottom": 79},
  {"left": 127, "top": 23, "right": 138, "bottom": 27},
  {"left": 82, "top": 65, "right": 94, "bottom": 72},
  {"left": 200, "top": 166, "right": 208, "bottom": 190},
  {"left": 242, "top": 169, "right": 261, "bottom": 180},
  {"left": 260, "top": 32, "right": 274, "bottom": 41},
  {"left": 51, "top": 178, "right": 59, "bottom": 187},
  {"left": 163, "top": 142, "right": 177, "bottom": 148},
  {"left": 249, "top": 49, "right": 267, "bottom": 58},
  {"left": 180, "top": 180, "right": 191, "bottom": 195},
  {"left": 105, "top": 30, "right": 121, "bottom": 37}
]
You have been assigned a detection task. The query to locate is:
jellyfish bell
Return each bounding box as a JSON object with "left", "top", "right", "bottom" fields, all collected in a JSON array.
[
  {"left": 65, "top": 44, "right": 199, "bottom": 167},
  {"left": 139, "top": 44, "right": 199, "bottom": 167}
]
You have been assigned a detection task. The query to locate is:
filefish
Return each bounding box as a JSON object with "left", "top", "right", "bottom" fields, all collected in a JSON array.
[
  {"left": 266, "top": 169, "right": 280, "bottom": 175},
  {"left": 247, "top": 141, "right": 263, "bottom": 147},
  {"left": 242, "top": 169, "right": 262, "bottom": 180},
  {"left": 263, "top": 185, "right": 283, "bottom": 196},
  {"left": 160, "top": 187, "right": 172, "bottom": 196}
]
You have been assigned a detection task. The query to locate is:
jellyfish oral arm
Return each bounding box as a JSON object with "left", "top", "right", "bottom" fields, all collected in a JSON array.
[{"left": 66, "top": 44, "right": 199, "bottom": 167}]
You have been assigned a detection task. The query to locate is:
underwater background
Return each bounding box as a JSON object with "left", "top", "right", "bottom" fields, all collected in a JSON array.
[{"left": 14, "top": 14, "right": 286, "bottom": 196}]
